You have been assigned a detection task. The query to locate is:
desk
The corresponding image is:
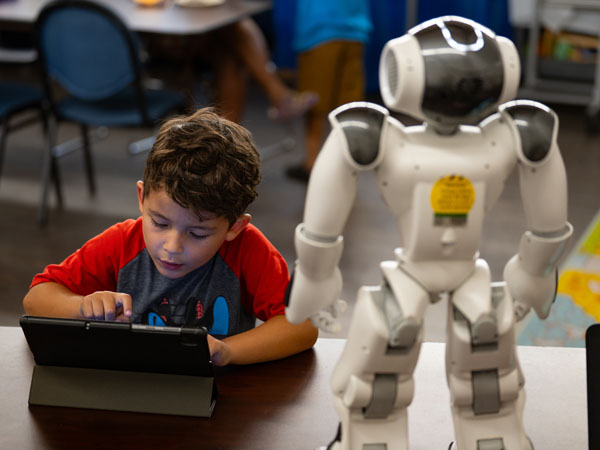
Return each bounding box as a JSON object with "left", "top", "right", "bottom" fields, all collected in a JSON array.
[
  {"left": 0, "top": 0, "right": 271, "bottom": 35},
  {"left": 0, "top": 326, "right": 587, "bottom": 450}
]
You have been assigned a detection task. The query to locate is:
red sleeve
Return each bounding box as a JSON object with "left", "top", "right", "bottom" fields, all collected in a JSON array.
[
  {"left": 219, "top": 224, "right": 290, "bottom": 322},
  {"left": 30, "top": 218, "right": 146, "bottom": 296}
]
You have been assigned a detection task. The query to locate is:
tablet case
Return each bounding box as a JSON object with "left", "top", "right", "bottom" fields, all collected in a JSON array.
[
  {"left": 586, "top": 323, "right": 600, "bottom": 449},
  {"left": 20, "top": 316, "right": 217, "bottom": 417}
]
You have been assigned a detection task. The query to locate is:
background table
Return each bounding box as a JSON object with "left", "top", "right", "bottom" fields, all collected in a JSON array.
[
  {"left": 0, "top": 326, "right": 587, "bottom": 449},
  {"left": 0, "top": 0, "right": 271, "bottom": 35}
]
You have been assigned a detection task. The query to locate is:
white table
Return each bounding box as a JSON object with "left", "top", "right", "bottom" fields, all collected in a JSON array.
[
  {"left": 410, "top": 342, "right": 587, "bottom": 449},
  {"left": 0, "top": 0, "right": 271, "bottom": 35}
]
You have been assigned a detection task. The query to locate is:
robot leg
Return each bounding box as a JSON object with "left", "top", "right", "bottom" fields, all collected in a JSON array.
[
  {"left": 326, "top": 265, "right": 430, "bottom": 450},
  {"left": 446, "top": 280, "right": 531, "bottom": 450}
]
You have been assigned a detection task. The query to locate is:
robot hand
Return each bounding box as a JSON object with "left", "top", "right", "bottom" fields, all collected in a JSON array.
[
  {"left": 286, "top": 264, "right": 346, "bottom": 333},
  {"left": 503, "top": 254, "right": 557, "bottom": 321},
  {"left": 310, "top": 299, "right": 348, "bottom": 333},
  {"left": 503, "top": 224, "right": 572, "bottom": 321},
  {"left": 285, "top": 224, "right": 346, "bottom": 333}
]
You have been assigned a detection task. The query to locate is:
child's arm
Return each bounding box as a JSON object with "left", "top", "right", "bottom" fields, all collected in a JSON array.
[
  {"left": 207, "top": 315, "right": 318, "bottom": 366},
  {"left": 23, "top": 282, "right": 132, "bottom": 321}
]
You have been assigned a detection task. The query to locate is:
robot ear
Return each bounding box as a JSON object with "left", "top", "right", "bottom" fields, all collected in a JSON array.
[
  {"left": 496, "top": 36, "right": 521, "bottom": 104},
  {"left": 379, "top": 35, "right": 425, "bottom": 120}
]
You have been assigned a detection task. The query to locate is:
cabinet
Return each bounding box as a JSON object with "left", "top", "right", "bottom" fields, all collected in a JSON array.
[{"left": 518, "top": 0, "right": 600, "bottom": 123}]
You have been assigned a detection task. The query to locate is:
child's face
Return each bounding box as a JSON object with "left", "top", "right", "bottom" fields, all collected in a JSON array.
[{"left": 137, "top": 181, "right": 249, "bottom": 279}]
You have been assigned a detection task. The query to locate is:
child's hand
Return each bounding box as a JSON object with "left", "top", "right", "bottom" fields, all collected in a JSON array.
[
  {"left": 207, "top": 334, "right": 232, "bottom": 366},
  {"left": 80, "top": 291, "right": 132, "bottom": 322}
]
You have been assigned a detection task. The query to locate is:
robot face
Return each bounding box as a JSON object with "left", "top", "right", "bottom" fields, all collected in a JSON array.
[
  {"left": 379, "top": 16, "right": 519, "bottom": 129},
  {"left": 414, "top": 17, "right": 503, "bottom": 126}
]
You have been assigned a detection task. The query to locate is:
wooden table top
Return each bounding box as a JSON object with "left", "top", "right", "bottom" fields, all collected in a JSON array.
[{"left": 0, "top": 326, "right": 587, "bottom": 449}]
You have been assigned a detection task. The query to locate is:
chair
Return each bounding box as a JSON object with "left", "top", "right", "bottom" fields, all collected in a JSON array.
[
  {"left": 0, "top": 82, "right": 44, "bottom": 177},
  {"left": 34, "top": 0, "right": 186, "bottom": 224},
  {"left": 0, "top": 82, "right": 65, "bottom": 209}
]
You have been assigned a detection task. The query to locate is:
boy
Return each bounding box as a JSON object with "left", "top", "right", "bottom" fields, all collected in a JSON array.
[{"left": 23, "top": 108, "right": 318, "bottom": 366}]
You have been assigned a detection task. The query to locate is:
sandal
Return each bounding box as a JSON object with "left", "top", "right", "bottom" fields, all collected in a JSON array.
[{"left": 268, "top": 91, "right": 319, "bottom": 121}]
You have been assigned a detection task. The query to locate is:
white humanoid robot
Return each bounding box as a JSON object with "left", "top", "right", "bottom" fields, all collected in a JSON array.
[{"left": 285, "top": 16, "right": 574, "bottom": 450}]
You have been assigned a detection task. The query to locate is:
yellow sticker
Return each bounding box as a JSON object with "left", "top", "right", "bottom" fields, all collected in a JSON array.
[{"left": 430, "top": 175, "right": 475, "bottom": 216}]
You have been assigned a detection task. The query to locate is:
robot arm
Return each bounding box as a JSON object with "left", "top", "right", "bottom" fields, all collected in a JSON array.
[
  {"left": 285, "top": 102, "right": 388, "bottom": 332},
  {"left": 500, "top": 100, "right": 573, "bottom": 320}
]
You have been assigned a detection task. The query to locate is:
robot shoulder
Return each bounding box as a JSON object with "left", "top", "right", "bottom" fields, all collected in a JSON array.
[
  {"left": 499, "top": 100, "right": 558, "bottom": 164},
  {"left": 330, "top": 102, "right": 389, "bottom": 168}
]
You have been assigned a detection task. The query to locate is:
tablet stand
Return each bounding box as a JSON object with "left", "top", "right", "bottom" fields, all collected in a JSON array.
[{"left": 28, "top": 365, "right": 217, "bottom": 417}]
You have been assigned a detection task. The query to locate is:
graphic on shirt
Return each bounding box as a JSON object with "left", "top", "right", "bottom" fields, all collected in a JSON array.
[
  {"left": 211, "top": 296, "right": 230, "bottom": 335},
  {"left": 143, "top": 295, "right": 230, "bottom": 335},
  {"left": 148, "top": 312, "right": 166, "bottom": 326},
  {"left": 195, "top": 301, "right": 204, "bottom": 320},
  {"left": 144, "top": 296, "right": 197, "bottom": 327}
]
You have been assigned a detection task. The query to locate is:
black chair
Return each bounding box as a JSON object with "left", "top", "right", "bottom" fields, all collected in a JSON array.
[{"left": 34, "top": 0, "right": 186, "bottom": 224}]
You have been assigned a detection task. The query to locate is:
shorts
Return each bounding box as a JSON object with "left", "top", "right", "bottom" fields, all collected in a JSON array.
[{"left": 297, "top": 40, "right": 365, "bottom": 117}]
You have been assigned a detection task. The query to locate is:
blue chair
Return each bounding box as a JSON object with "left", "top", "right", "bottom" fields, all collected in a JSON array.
[
  {"left": 0, "top": 81, "right": 45, "bottom": 180},
  {"left": 0, "top": 30, "right": 64, "bottom": 209},
  {"left": 0, "top": 81, "right": 65, "bottom": 208},
  {"left": 34, "top": 0, "right": 186, "bottom": 224}
]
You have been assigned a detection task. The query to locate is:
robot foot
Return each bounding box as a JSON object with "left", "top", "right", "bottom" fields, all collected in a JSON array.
[
  {"left": 317, "top": 423, "right": 341, "bottom": 450},
  {"left": 446, "top": 436, "right": 534, "bottom": 450},
  {"left": 315, "top": 423, "right": 342, "bottom": 450}
]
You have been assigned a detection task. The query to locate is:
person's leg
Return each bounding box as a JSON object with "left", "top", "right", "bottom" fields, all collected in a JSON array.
[
  {"left": 306, "top": 42, "right": 363, "bottom": 166},
  {"left": 335, "top": 41, "right": 365, "bottom": 106},
  {"left": 219, "top": 18, "right": 318, "bottom": 121},
  {"left": 229, "top": 18, "right": 288, "bottom": 106},
  {"left": 306, "top": 42, "right": 356, "bottom": 170},
  {"left": 190, "top": 26, "right": 248, "bottom": 122},
  {"left": 291, "top": 41, "right": 365, "bottom": 178},
  {"left": 301, "top": 42, "right": 364, "bottom": 171},
  {"left": 212, "top": 51, "right": 248, "bottom": 123},
  {"left": 287, "top": 42, "right": 340, "bottom": 181}
]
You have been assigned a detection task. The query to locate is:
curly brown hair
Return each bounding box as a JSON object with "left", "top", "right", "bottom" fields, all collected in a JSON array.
[{"left": 143, "top": 108, "right": 261, "bottom": 225}]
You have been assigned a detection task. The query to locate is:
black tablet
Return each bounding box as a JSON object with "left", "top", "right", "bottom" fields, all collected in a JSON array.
[
  {"left": 19, "top": 315, "right": 213, "bottom": 377},
  {"left": 586, "top": 323, "right": 600, "bottom": 449}
]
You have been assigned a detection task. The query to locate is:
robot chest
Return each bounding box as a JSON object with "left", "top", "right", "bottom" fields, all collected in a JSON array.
[{"left": 376, "top": 142, "right": 510, "bottom": 216}]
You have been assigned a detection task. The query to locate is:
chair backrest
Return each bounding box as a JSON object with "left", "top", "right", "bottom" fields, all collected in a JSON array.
[{"left": 34, "top": 0, "right": 143, "bottom": 102}]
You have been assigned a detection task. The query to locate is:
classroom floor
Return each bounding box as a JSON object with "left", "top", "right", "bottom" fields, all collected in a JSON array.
[{"left": 1, "top": 60, "right": 599, "bottom": 343}]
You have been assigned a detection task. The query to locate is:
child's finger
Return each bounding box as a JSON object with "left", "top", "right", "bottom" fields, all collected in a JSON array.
[
  {"left": 103, "top": 296, "right": 116, "bottom": 321},
  {"left": 91, "top": 298, "right": 106, "bottom": 321},
  {"left": 115, "top": 293, "right": 133, "bottom": 317},
  {"left": 80, "top": 298, "right": 94, "bottom": 319}
]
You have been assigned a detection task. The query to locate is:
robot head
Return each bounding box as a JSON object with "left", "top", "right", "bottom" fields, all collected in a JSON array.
[{"left": 379, "top": 16, "right": 520, "bottom": 131}]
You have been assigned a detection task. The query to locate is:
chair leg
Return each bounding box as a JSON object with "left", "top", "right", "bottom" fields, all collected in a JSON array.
[
  {"left": 80, "top": 124, "right": 96, "bottom": 195},
  {"left": 0, "top": 118, "right": 8, "bottom": 180},
  {"left": 39, "top": 116, "right": 58, "bottom": 226},
  {"left": 37, "top": 107, "right": 63, "bottom": 207},
  {"left": 51, "top": 154, "right": 63, "bottom": 208}
]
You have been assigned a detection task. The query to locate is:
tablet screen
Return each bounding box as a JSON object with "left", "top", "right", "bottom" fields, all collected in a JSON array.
[{"left": 20, "top": 316, "right": 213, "bottom": 377}]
